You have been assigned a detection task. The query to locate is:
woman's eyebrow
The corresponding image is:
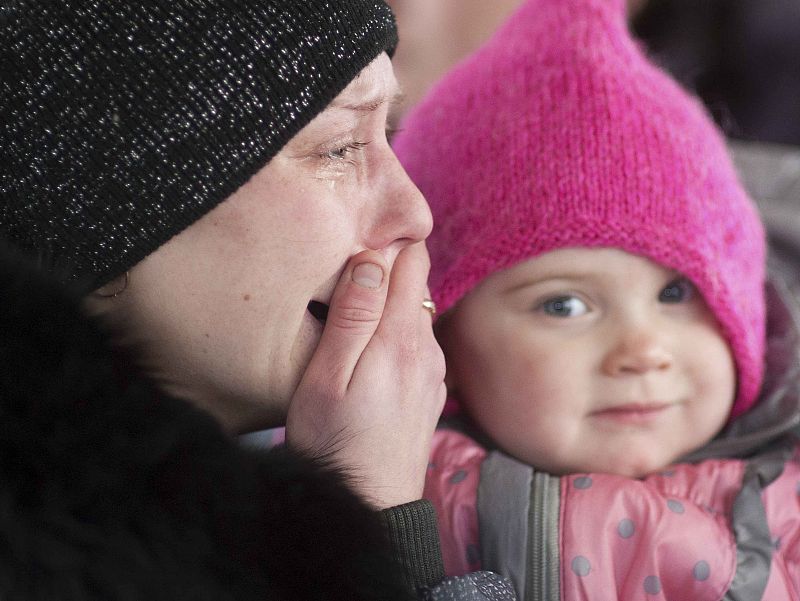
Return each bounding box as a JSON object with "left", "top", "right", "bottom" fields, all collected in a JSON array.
[{"left": 335, "top": 89, "right": 406, "bottom": 113}]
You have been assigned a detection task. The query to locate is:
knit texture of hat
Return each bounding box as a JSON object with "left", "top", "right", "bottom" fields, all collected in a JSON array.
[
  {"left": 0, "top": 0, "right": 397, "bottom": 288},
  {"left": 393, "top": 0, "right": 766, "bottom": 419}
]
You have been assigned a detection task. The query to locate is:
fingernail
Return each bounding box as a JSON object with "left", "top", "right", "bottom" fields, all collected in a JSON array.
[{"left": 352, "top": 262, "right": 384, "bottom": 289}]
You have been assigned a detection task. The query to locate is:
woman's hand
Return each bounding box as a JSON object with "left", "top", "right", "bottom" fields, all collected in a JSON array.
[{"left": 286, "top": 243, "right": 447, "bottom": 509}]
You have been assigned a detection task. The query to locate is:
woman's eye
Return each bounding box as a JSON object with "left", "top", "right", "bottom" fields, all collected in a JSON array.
[
  {"left": 323, "top": 140, "right": 368, "bottom": 162},
  {"left": 540, "top": 295, "right": 588, "bottom": 317},
  {"left": 659, "top": 277, "right": 695, "bottom": 303}
]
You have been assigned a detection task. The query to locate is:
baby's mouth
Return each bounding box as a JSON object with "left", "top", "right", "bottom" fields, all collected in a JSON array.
[{"left": 307, "top": 300, "right": 329, "bottom": 324}]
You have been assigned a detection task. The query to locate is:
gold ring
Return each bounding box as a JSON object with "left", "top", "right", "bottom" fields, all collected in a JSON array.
[{"left": 422, "top": 298, "right": 437, "bottom": 316}]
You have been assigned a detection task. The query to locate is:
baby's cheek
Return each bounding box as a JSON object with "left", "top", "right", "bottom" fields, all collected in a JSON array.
[
  {"left": 501, "top": 416, "right": 576, "bottom": 473},
  {"left": 693, "top": 327, "right": 737, "bottom": 400},
  {"left": 696, "top": 357, "right": 736, "bottom": 425}
]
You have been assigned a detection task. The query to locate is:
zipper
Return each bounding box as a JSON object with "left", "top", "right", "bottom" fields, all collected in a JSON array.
[{"left": 526, "top": 471, "right": 561, "bottom": 601}]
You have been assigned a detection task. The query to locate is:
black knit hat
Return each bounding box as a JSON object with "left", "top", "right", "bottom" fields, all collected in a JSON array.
[{"left": 0, "top": 0, "right": 398, "bottom": 287}]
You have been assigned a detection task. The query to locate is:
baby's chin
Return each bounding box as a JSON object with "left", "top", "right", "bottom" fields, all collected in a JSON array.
[
  {"left": 603, "top": 462, "right": 671, "bottom": 479},
  {"left": 599, "top": 447, "right": 690, "bottom": 479},
  {"left": 517, "top": 449, "right": 678, "bottom": 480}
]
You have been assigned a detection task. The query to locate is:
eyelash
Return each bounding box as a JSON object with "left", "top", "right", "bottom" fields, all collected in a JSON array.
[
  {"left": 537, "top": 294, "right": 589, "bottom": 318},
  {"left": 322, "top": 140, "right": 369, "bottom": 163},
  {"left": 659, "top": 277, "right": 695, "bottom": 303},
  {"left": 532, "top": 278, "right": 695, "bottom": 317}
]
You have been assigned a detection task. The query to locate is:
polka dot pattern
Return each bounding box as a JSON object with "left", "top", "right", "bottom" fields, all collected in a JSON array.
[
  {"left": 558, "top": 461, "right": 755, "bottom": 600},
  {"left": 571, "top": 556, "right": 592, "bottom": 577},
  {"left": 617, "top": 518, "right": 635, "bottom": 539},
  {"left": 450, "top": 470, "right": 467, "bottom": 484},
  {"left": 693, "top": 560, "right": 710, "bottom": 581},
  {"left": 644, "top": 575, "right": 661, "bottom": 594},
  {"left": 555, "top": 449, "right": 800, "bottom": 601},
  {"left": 424, "top": 429, "right": 487, "bottom": 577},
  {"left": 429, "top": 432, "right": 800, "bottom": 599}
]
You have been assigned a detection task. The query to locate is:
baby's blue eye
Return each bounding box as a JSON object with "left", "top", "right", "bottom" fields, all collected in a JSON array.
[
  {"left": 659, "top": 278, "right": 695, "bottom": 303},
  {"left": 541, "top": 295, "right": 588, "bottom": 317}
]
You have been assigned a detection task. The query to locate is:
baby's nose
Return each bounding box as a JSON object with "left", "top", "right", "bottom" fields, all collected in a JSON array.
[{"left": 601, "top": 329, "right": 673, "bottom": 376}]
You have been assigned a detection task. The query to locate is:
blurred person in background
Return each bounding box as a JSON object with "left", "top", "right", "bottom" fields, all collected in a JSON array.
[
  {"left": 634, "top": 0, "right": 800, "bottom": 146},
  {"left": 634, "top": 0, "right": 800, "bottom": 285},
  {"left": 386, "top": 0, "right": 648, "bottom": 119}
]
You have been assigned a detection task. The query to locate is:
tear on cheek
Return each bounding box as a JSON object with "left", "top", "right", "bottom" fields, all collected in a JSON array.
[{"left": 307, "top": 300, "right": 329, "bottom": 324}]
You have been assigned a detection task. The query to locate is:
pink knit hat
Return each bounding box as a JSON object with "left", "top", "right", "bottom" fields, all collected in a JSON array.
[{"left": 393, "top": 0, "right": 766, "bottom": 419}]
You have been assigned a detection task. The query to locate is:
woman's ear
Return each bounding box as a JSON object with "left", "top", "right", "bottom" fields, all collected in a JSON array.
[
  {"left": 83, "top": 271, "right": 130, "bottom": 321},
  {"left": 93, "top": 271, "right": 130, "bottom": 299}
]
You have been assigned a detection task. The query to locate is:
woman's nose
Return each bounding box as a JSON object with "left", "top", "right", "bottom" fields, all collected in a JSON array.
[
  {"left": 364, "top": 151, "right": 433, "bottom": 252},
  {"left": 601, "top": 327, "right": 674, "bottom": 376}
]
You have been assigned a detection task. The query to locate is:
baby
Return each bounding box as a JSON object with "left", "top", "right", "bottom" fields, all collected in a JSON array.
[{"left": 394, "top": 0, "right": 800, "bottom": 598}]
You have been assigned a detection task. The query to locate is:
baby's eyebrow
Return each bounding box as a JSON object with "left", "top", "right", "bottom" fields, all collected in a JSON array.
[{"left": 505, "top": 273, "right": 596, "bottom": 294}]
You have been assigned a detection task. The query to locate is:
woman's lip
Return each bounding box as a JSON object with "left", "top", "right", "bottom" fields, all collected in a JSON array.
[
  {"left": 302, "top": 301, "right": 326, "bottom": 342},
  {"left": 307, "top": 300, "right": 329, "bottom": 324}
]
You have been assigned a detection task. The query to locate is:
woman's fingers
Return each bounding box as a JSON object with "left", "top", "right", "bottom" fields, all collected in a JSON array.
[
  {"left": 377, "top": 242, "right": 431, "bottom": 331},
  {"left": 376, "top": 243, "right": 445, "bottom": 406},
  {"left": 286, "top": 250, "right": 389, "bottom": 453},
  {"left": 359, "top": 243, "right": 446, "bottom": 504},
  {"left": 306, "top": 250, "right": 389, "bottom": 393},
  {"left": 287, "top": 243, "right": 446, "bottom": 507}
]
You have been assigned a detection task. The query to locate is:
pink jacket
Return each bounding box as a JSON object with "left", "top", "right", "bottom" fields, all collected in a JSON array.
[
  {"left": 426, "top": 429, "right": 800, "bottom": 600},
  {"left": 425, "top": 278, "right": 800, "bottom": 600}
]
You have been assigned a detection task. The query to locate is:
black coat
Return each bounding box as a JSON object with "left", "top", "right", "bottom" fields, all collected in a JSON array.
[{"left": 0, "top": 249, "right": 411, "bottom": 601}]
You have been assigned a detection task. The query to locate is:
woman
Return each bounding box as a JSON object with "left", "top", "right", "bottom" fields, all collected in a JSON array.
[{"left": 0, "top": 0, "right": 514, "bottom": 599}]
